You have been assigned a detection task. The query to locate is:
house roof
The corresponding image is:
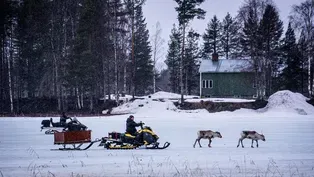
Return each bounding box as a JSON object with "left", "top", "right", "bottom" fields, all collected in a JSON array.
[{"left": 199, "top": 59, "right": 254, "bottom": 73}]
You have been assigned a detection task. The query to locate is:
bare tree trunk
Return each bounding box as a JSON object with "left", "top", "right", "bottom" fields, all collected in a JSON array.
[
  {"left": 102, "top": 55, "right": 107, "bottom": 103},
  {"left": 153, "top": 26, "right": 157, "bottom": 93},
  {"left": 185, "top": 68, "right": 188, "bottom": 95},
  {"left": 8, "top": 27, "right": 14, "bottom": 113},
  {"left": 89, "top": 94, "right": 93, "bottom": 112},
  {"left": 180, "top": 22, "right": 186, "bottom": 103},
  {"left": 308, "top": 56, "right": 312, "bottom": 96},
  {"left": 131, "top": 0, "right": 135, "bottom": 99},
  {"left": 1, "top": 34, "right": 4, "bottom": 113},
  {"left": 50, "top": 10, "right": 61, "bottom": 111},
  {"left": 76, "top": 84, "right": 81, "bottom": 109},
  {"left": 114, "top": 2, "right": 119, "bottom": 103}
]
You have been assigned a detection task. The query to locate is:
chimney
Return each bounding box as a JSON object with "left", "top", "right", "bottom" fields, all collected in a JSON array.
[{"left": 212, "top": 53, "right": 218, "bottom": 61}]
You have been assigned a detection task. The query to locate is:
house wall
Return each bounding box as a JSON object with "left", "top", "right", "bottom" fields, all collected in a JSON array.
[{"left": 201, "top": 72, "right": 256, "bottom": 98}]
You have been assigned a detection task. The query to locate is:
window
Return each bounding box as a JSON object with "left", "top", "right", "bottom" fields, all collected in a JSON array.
[
  {"left": 202, "top": 80, "right": 207, "bottom": 88},
  {"left": 202, "top": 80, "right": 213, "bottom": 88}
]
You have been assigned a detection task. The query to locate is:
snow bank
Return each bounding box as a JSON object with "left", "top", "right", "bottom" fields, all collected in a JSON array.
[
  {"left": 185, "top": 98, "right": 255, "bottom": 103},
  {"left": 103, "top": 97, "right": 179, "bottom": 115},
  {"left": 103, "top": 90, "right": 314, "bottom": 116},
  {"left": 259, "top": 90, "right": 314, "bottom": 115}
]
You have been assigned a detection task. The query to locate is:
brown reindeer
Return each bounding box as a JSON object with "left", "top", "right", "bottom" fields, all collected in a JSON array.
[
  {"left": 237, "top": 131, "right": 265, "bottom": 148},
  {"left": 193, "top": 130, "right": 222, "bottom": 148}
]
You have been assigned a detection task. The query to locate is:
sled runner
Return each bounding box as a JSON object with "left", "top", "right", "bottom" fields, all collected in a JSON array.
[
  {"left": 40, "top": 118, "right": 66, "bottom": 134},
  {"left": 41, "top": 127, "right": 64, "bottom": 134},
  {"left": 52, "top": 130, "right": 101, "bottom": 150}
]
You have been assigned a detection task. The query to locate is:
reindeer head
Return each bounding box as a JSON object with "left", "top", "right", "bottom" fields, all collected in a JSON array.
[
  {"left": 260, "top": 134, "right": 266, "bottom": 141},
  {"left": 215, "top": 131, "right": 222, "bottom": 138}
]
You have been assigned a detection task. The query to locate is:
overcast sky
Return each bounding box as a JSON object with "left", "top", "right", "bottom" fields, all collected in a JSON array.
[{"left": 142, "top": 0, "right": 303, "bottom": 69}]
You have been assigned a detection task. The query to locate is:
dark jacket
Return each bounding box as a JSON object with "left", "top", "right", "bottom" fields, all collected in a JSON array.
[
  {"left": 64, "top": 120, "right": 87, "bottom": 131},
  {"left": 126, "top": 118, "right": 142, "bottom": 135},
  {"left": 60, "top": 114, "right": 70, "bottom": 126}
]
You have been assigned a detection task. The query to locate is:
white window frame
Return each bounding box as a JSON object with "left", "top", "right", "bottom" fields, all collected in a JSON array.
[
  {"left": 209, "top": 80, "right": 213, "bottom": 88},
  {"left": 202, "top": 80, "right": 213, "bottom": 88},
  {"left": 202, "top": 80, "right": 208, "bottom": 88}
]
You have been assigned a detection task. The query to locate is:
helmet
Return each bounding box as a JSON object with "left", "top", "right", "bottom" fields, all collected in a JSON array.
[{"left": 129, "top": 115, "right": 134, "bottom": 118}]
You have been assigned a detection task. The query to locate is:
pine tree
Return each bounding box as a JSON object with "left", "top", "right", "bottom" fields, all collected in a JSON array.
[
  {"left": 298, "top": 30, "right": 309, "bottom": 94},
  {"left": 184, "top": 29, "right": 200, "bottom": 95},
  {"left": 240, "top": 7, "right": 263, "bottom": 98},
  {"left": 202, "top": 15, "right": 222, "bottom": 59},
  {"left": 174, "top": 0, "right": 206, "bottom": 102},
  {"left": 290, "top": 0, "right": 314, "bottom": 97},
  {"left": 133, "top": 5, "right": 153, "bottom": 95},
  {"left": 165, "top": 25, "right": 181, "bottom": 93},
  {"left": 280, "top": 22, "right": 302, "bottom": 92},
  {"left": 68, "top": 0, "right": 102, "bottom": 111},
  {"left": 259, "top": 4, "right": 283, "bottom": 96},
  {"left": 221, "top": 13, "right": 240, "bottom": 59},
  {"left": 17, "top": 0, "right": 50, "bottom": 99}
]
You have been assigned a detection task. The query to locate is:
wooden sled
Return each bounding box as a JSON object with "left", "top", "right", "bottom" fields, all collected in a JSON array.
[{"left": 52, "top": 130, "right": 100, "bottom": 150}]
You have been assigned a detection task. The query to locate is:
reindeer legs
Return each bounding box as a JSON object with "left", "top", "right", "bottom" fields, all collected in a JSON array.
[
  {"left": 237, "top": 138, "right": 245, "bottom": 148},
  {"left": 256, "top": 140, "right": 259, "bottom": 148},
  {"left": 193, "top": 139, "right": 197, "bottom": 148},
  {"left": 251, "top": 139, "right": 254, "bottom": 148},
  {"left": 208, "top": 138, "right": 212, "bottom": 147},
  {"left": 193, "top": 138, "right": 202, "bottom": 148},
  {"left": 198, "top": 139, "right": 202, "bottom": 147}
]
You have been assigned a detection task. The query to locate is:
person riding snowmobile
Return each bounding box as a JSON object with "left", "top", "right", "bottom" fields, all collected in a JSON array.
[
  {"left": 126, "top": 115, "right": 143, "bottom": 136},
  {"left": 125, "top": 115, "right": 145, "bottom": 145},
  {"left": 60, "top": 112, "right": 71, "bottom": 127},
  {"left": 63, "top": 117, "right": 87, "bottom": 131}
]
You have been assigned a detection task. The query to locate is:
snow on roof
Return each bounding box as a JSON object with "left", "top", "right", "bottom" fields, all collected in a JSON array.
[
  {"left": 143, "top": 91, "right": 198, "bottom": 99},
  {"left": 258, "top": 90, "right": 314, "bottom": 115},
  {"left": 199, "top": 59, "right": 254, "bottom": 73}
]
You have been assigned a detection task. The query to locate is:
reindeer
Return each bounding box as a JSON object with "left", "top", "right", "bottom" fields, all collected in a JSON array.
[
  {"left": 193, "top": 130, "right": 222, "bottom": 148},
  {"left": 237, "top": 131, "right": 265, "bottom": 148}
]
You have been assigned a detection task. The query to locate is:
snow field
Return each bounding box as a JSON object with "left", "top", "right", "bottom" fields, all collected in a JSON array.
[{"left": 1, "top": 90, "right": 314, "bottom": 177}]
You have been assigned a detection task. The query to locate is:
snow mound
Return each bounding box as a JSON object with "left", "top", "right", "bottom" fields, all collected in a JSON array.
[
  {"left": 259, "top": 90, "right": 314, "bottom": 115},
  {"left": 103, "top": 97, "right": 178, "bottom": 115}
]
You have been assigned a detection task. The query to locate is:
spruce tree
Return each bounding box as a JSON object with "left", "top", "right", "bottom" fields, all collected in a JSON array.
[
  {"left": 184, "top": 29, "right": 200, "bottom": 95},
  {"left": 259, "top": 4, "right": 283, "bottom": 96},
  {"left": 240, "top": 7, "right": 262, "bottom": 98},
  {"left": 202, "top": 15, "right": 222, "bottom": 59},
  {"left": 297, "top": 30, "right": 309, "bottom": 94},
  {"left": 165, "top": 25, "right": 181, "bottom": 93},
  {"left": 133, "top": 5, "right": 153, "bottom": 95},
  {"left": 221, "top": 13, "right": 240, "bottom": 59},
  {"left": 280, "top": 22, "right": 302, "bottom": 92},
  {"left": 68, "top": 0, "right": 102, "bottom": 110}
]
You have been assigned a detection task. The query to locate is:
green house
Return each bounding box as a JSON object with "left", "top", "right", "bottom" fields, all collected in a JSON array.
[{"left": 199, "top": 58, "right": 257, "bottom": 98}]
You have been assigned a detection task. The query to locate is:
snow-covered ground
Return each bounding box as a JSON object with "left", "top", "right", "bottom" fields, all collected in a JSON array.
[{"left": 1, "top": 90, "right": 314, "bottom": 177}]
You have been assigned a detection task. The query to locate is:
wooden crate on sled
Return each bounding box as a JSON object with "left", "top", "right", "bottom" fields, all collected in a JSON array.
[{"left": 54, "top": 130, "right": 91, "bottom": 145}]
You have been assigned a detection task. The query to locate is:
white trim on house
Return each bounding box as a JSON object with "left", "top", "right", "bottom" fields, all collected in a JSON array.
[
  {"left": 202, "top": 80, "right": 213, "bottom": 89},
  {"left": 200, "top": 72, "right": 202, "bottom": 97}
]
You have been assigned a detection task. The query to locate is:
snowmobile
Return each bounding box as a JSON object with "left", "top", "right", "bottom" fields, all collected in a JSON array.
[
  {"left": 99, "top": 123, "right": 170, "bottom": 150},
  {"left": 40, "top": 118, "right": 71, "bottom": 134}
]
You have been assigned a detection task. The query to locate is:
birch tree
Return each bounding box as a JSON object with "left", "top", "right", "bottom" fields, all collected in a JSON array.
[
  {"left": 290, "top": 0, "right": 314, "bottom": 97},
  {"left": 151, "top": 21, "right": 165, "bottom": 93}
]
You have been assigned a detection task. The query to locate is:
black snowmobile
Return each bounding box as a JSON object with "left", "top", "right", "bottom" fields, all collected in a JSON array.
[
  {"left": 99, "top": 123, "right": 170, "bottom": 150},
  {"left": 41, "top": 118, "right": 72, "bottom": 134}
]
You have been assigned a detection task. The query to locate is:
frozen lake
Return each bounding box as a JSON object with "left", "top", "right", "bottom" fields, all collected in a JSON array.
[{"left": 0, "top": 112, "right": 314, "bottom": 177}]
